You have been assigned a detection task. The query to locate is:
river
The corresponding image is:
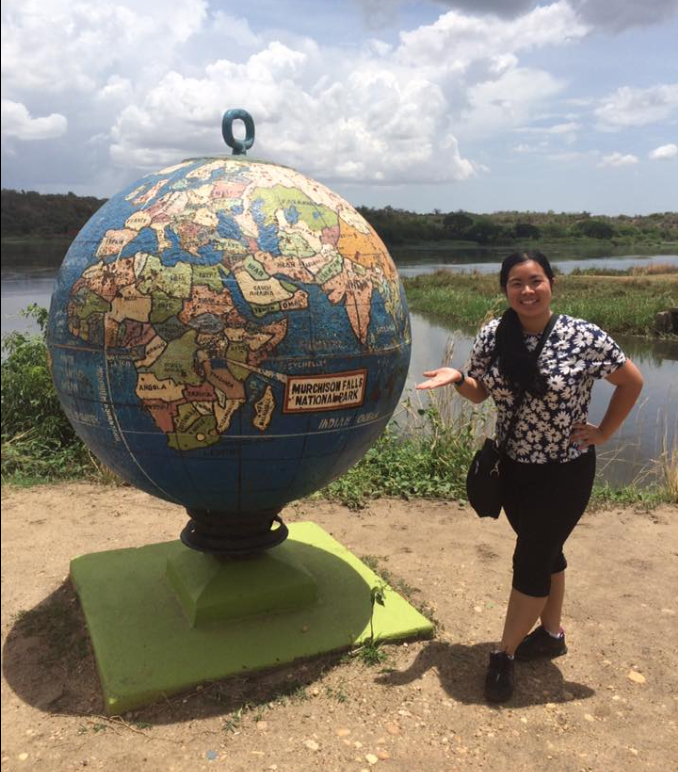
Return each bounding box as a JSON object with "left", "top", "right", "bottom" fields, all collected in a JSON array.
[{"left": 2, "top": 243, "right": 676, "bottom": 488}]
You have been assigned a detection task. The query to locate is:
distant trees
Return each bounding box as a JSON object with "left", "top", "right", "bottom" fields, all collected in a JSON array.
[
  {"left": 465, "top": 218, "right": 504, "bottom": 245},
  {"left": 513, "top": 222, "right": 542, "bottom": 240},
  {"left": 1, "top": 189, "right": 106, "bottom": 239},
  {"left": 442, "top": 212, "right": 474, "bottom": 238},
  {"left": 359, "top": 206, "right": 677, "bottom": 247},
  {"left": 574, "top": 219, "right": 615, "bottom": 239},
  {"left": 2, "top": 189, "right": 676, "bottom": 247}
]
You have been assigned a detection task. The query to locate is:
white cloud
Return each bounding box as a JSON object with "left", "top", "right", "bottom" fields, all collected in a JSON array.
[
  {"left": 104, "top": 3, "right": 591, "bottom": 186},
  {"left": 595, "top": 84, "right": 678, "bottom": 129},
  {"left": 397, "top": 2, "right": 589, "bottom": 70},
  {"left": 108, "top": 42, "right": 478, "bottom": 185},
  {"left": 518, "top": 121, "right": 582, "bottom": 134},
  {"left": 1, "top": 0, "right": 208, "bottom": 96},
  {"left": 458, "top": 67, "right": 565, "bottom": 140},
  {"left": 1, "top": 99, "right": 67, "bottom": 140},
  {"left": 208, "top": 10, "right": 261, "bottom": 47},
  {"left": 96, "top": 76, "right": 134, "bottom": 105},
  {"left": 512, "top": 142, "right": 548, "bottom": 153},
  {"left": 649, "top": 143, "right": 678, "bottom": 160},
  {"left": 515, "top": 121, "right": 581, "bottom": 145},
  {"left": 598, "top": 152, "right": 639, "bottom": 167}
]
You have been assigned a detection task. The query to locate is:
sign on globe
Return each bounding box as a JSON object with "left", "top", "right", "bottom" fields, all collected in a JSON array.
[{"left": 48, "top": 153, "right": 411, "bottom": 516}]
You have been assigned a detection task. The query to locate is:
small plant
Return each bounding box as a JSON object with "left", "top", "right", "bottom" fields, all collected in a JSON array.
[
  {"left": 357, "top": 639, "right": 389, "bottom": 666},
  {"left": 325, "top": 682, "right": 349, "bottom": 703},
  {"left": 369, "top": 583, "right": 387, "bottom": 643},
  {"left": 354, "top": 581, "right": 389, "bottom": 666},
  {"left": 222, "top": 706, "right": 246, "bottom": 733}
]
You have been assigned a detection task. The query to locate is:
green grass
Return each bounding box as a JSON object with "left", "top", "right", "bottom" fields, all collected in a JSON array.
[
  {"left": 403, "top": 270, "right": 678, "bottom": 336},
  {"left": 589, "top": 482, "right": 673, "bottom": 510},
  {"left": 320, "top": 406, "right": 477, "bottom": 508}
]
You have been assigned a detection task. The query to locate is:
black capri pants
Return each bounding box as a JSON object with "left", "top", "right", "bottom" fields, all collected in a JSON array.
[{"left": 501, "top": 449, "right": 596, "bottom": 598}]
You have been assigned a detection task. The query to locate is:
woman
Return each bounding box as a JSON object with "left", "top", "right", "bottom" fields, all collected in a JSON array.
[{"left": 417, "top": 251, "right": 643, "bottom": 703}]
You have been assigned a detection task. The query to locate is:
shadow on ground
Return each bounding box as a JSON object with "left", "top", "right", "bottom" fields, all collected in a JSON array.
[
  {"left": 3, "top": 582, "right": 594, "bottom": 724},
  {"left": 2, "top": 580, "right": 355, "bottom": 723},
  {"left": 375, "top": 640, "right": 595, "bottom": 708}
]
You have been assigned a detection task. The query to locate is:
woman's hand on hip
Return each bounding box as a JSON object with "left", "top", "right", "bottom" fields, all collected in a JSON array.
[
  {"left": 416, "top": 367, "right": 461, "bottom": 390},
  {"left": 571, "top": 422, "right": 608, "bottom": 448}
]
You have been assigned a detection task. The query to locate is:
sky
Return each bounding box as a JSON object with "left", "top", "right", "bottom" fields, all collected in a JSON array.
[{"left": 2, "top": 0, "right": 677, "bottom": 215}]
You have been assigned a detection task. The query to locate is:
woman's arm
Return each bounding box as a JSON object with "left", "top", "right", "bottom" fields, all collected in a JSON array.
[
  {"left": 416, "top": 367, "right": 489, "bottom": 404},
  {"left": 570, "top": 359, "right": 644, "bottom": 448}
]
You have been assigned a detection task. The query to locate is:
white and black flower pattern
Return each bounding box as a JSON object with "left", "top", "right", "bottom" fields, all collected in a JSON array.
[{"left": 467, "top": 315, "right": 626, "bottom": 463}]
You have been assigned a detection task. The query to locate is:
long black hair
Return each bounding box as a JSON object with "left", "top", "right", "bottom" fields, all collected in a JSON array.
[{"left": 494, "top": 250, "right": 555, "bottom": 395}]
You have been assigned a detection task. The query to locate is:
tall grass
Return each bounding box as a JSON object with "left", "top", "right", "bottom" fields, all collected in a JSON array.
[
  {"left": 322, "top": 336, "right": 492, "bottom": 507},
  {"left": 403, "top": 270, "right": 678, "bottom": 336},
  {"left": 658, "top": 420, "right": 678, "bottom": 504}
]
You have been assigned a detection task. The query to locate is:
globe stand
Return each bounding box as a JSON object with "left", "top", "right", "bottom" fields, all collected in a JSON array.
[
  {"left": 69, "top": 522, "right": 435, "bottom": 715},
  {"left": 180, "top": 509, "right": 289, "bottom": 556}
]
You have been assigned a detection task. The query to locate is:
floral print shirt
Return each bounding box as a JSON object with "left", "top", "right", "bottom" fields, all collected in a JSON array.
[{"left": 467, "top": 314, "right": 626, "bottom": 463}]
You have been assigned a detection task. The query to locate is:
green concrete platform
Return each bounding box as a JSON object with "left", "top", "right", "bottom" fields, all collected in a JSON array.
[{"left": 70, "top": 522, "right": 434, "bottom": 714}]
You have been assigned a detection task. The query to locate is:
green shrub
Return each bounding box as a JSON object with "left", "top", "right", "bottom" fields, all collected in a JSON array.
[{"left": 1, "top": 305, "right": 93, "bottom": 482}]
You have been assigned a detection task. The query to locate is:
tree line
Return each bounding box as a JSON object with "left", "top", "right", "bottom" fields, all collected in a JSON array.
[
  {"left": 356, "top": 206, "right": 678, "bottom": 246},
  {"left": 1, "top": 189, "right": 107, "bottom": 239},
  {"left": 2, "top": 188, "right": 676, "bottom": 246}
]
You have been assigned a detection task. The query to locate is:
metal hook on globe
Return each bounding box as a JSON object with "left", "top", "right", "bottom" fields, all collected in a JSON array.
[{"left": 222, "top": 108, "right": 255, "bottom": 155}]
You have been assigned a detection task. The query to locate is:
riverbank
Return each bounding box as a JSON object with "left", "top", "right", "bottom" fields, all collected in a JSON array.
[
  {"left": 403, "top": 268, "right": 678, "bottom": 337},
  {"left": 2, "top": 484, "right": 676, "bottom": 772}
]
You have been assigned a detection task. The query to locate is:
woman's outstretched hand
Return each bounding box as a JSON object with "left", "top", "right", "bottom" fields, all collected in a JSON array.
[{"left": 416, "top": 367, "right": 461, "bottom": 390}]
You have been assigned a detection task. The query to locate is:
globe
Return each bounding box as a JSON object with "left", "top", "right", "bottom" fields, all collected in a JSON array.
[{"left": 47, "top": 146, "right": 411, "bottom": 552}]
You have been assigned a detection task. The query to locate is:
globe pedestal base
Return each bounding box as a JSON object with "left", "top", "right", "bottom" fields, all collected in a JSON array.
[
  {"left": 180, "top": 509, "right": 288, "bottom": 556},
  {"left": 166, "top": 540, "right": 317, "bottom": 627},
  {"left": 69, "top": 522, "right": 434, "bottom": 715}
]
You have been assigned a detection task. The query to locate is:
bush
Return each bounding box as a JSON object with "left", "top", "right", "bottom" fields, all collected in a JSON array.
[{"left": 1, "top": 305, "right": 93, "bottom": 482}]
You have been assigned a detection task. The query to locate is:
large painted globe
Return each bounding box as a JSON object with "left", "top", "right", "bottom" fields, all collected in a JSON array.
[{"left": 47, "top": 153, "right": 411, "bottom": 549}]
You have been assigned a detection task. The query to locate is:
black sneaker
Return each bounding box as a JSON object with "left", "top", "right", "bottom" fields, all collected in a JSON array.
[
  {"left": 514, "top": 625, "right": 567, "bottom": 662},
  {"left": 484, "top": 651, "right": 515, "bottom": 703}
]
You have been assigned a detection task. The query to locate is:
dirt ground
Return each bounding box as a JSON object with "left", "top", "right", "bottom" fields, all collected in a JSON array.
[{"left": 2, "top": 483, "right": 677, "bottom": 772}]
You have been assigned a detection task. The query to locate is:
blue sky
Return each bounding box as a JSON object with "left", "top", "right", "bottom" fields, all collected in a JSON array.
[{"left": 2, "top": 0, "right": 677, "bottom": 214}]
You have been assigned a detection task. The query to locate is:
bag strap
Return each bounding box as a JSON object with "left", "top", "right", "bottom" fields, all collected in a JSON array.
[{"left": 498, "top": 313, "right": 559, "bottom": 453}]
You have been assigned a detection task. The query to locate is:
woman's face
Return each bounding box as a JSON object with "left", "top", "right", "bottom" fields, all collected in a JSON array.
[{"left": 504, "top": 260, "right": 553, "bottom": 320}]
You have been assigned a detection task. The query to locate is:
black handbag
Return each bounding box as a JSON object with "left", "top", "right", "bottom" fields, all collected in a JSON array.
[
  {"left": 466, "top": 314, "right": 559, "bottom": 519},
  {"left": 466, "top": 437, "right": 504, "bottom": 518}
]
